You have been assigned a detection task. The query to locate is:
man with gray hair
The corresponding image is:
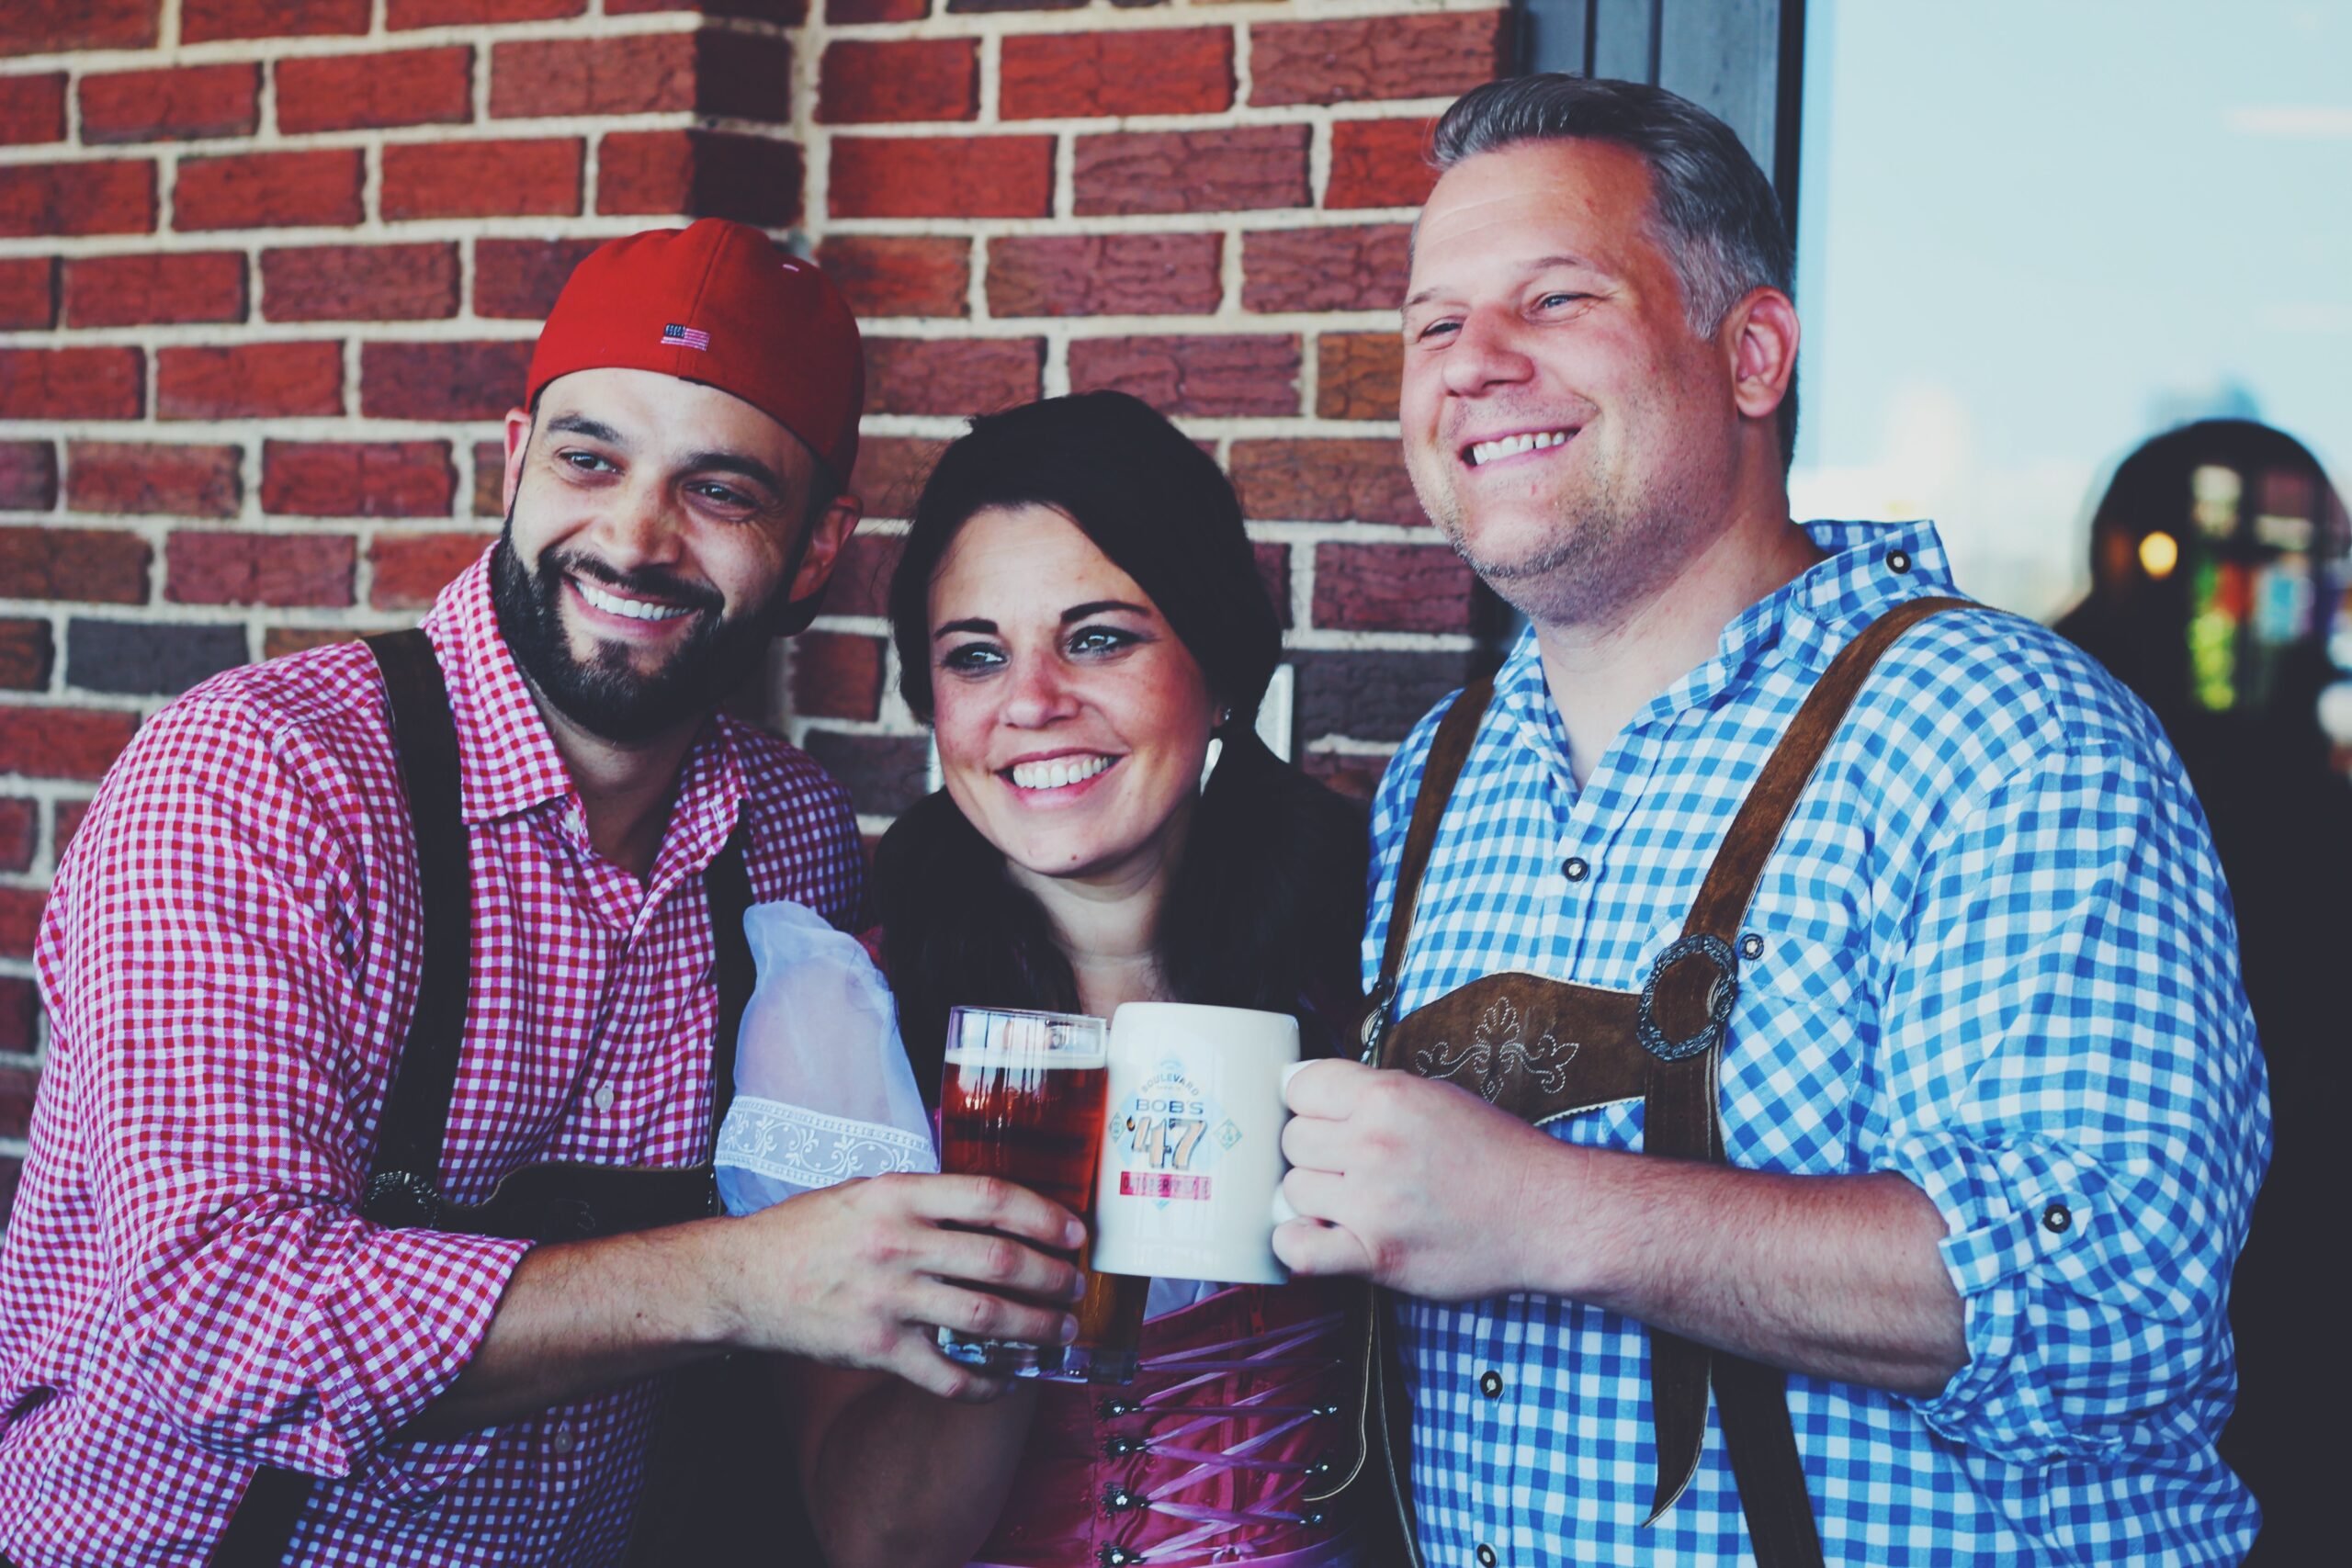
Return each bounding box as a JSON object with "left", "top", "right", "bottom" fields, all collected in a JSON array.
[{"left": 1277, "top": 75, "right": 2265, "bottom": 1564}]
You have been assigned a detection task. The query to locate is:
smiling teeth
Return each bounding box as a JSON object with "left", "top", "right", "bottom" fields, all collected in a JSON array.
[
  {"left": 1011, "top": 756, "right": 1113, "bottom": 791},
  {"left": 1470, "top": 430, "right": 1572, "bottom": 466},
  {"left": 577, "top": 580, "right": 692, "bottom": 622}
]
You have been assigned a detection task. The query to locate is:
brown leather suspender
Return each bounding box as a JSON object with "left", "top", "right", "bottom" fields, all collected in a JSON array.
[
  {"left": 209, "top": 630, "right": 758, "bottom": 1566},
  {"left": 1362, "top": 596, "right": 1973, "bottom": 1567}
]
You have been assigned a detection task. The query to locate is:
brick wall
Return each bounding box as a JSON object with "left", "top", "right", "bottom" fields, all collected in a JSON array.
[{"left": 0, "top": 0, "right": 1512, "bottom": 1213}]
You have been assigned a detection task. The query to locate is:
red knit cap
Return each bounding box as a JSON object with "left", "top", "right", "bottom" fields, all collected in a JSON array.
[{"left": 526, "top": 220, "right": 864, "bottom": 483}]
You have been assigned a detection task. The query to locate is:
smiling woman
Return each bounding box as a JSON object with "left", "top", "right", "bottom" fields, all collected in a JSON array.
[{"left": 777, "top": 391, "right": 1381, "bottom": 1568}]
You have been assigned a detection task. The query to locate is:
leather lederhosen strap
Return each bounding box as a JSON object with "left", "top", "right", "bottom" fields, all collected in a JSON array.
[
  {"left": 1354, "top": 596, "right": 1974, "bottom": 1568},
  {"left": 209, "top": 628, "right": 766, "bottom": 1567}
]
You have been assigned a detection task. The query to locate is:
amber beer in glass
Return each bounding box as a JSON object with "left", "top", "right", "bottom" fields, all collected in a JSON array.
[{"left": 936, "top": 1007, "right": 1147, "bottom": 1382}]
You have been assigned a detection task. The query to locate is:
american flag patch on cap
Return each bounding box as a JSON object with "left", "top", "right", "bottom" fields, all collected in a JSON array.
[{"left": 661, "top": 322, "right": 711, "bottom": 351}]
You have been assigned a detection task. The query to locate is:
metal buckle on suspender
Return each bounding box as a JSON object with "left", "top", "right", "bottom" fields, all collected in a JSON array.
[
  {"left": 1635, "top": 933, "right": 1741, "bottom": 1063},
  {"left": 1358, "top": 976, "right": 1396, "bottom": 1064},
  {"left": 364, "top": 1168, "right": 445, "bottom": 1230}
]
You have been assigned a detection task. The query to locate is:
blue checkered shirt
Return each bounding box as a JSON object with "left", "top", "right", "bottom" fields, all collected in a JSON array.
[{"left": 1363, "top": 520, "right": 2267, "bottom": 1565}]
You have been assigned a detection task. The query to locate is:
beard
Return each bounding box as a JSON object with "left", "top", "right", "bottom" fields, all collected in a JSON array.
[
  {"left": 1408, "top": 414, "right": 1702, "bottom": 633},
  {"left": 489, "top": 515, "right": 787, "bottom": 745}
]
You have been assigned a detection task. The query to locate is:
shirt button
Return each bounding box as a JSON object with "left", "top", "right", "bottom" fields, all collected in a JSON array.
[
  {"left": 593, "top": 1082, "right": 616, "bottom": 1113},
  {"left": 1739, "top": 932, "right": 1765, "bottom": 960},
  {"left": 551, "top": 1420, "right": 576, "bottom": 1455},
  {"left": 1476, "top": 1546, "right": 1498, "bottom": 1568},
  {"left": 1561, "top": 857, "right": 1589, "bottom": 883},
  {"left": 1886, "top": 548, "right": 1913, "bottom": 573},
  {"left": 2041, "top": 1202, "right": 2073, "bottom": 1234},
  {"left": 1478, "top": 1369, "right": 1503, "bottom": 1399}
]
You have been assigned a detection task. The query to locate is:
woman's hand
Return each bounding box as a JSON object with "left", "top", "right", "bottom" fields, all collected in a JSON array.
[{"left": 717, "top": 1171, "right": 1086, "bottom": 1400}]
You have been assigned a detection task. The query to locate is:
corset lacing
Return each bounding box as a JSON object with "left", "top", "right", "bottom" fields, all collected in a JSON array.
[{"left": 1091, "top": 1309, "right": 1345, "bottom": 1565}]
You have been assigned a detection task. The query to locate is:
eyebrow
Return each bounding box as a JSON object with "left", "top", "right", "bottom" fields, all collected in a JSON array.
[
  {"left": 545, "top": 412, "right": 622, "bottom": 443},
  {"left": 931, "top": 601, "right": 1151, "bottom": 640},
  {"left": 1402, "top": 254, "right": 1607, "bottom": 312}
]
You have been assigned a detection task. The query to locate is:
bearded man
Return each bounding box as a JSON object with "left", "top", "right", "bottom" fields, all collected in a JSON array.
[{"left": 0, "top": 221, "right": 1085, "bottom": 1567}]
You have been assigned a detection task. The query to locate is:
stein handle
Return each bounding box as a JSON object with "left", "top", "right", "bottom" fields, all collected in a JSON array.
[{"left": 1270, "top": 1060, "right": 1309, "bottom": 1227}]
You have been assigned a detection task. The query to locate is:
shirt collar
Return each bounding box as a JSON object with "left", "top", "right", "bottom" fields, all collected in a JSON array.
[
  {"left": 1488, "top": 518, "right": 1960, "bottom": 766},
  {"left": 419, "top": 547, "right": 747, "bottom": 858}
]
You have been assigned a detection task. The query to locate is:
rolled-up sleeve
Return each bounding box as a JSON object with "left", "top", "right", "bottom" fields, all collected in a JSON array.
[
  {"left": 47, "top": 693, "right": 530, "bottom": 1485},
  {"left": 1871, "top": 744, "right": 2268, "bottom": 1463}
]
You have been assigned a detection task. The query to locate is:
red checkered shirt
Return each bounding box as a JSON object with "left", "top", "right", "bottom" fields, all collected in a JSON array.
[{"left": 0, "top": 551, "right": 865, "bottom": 1567}]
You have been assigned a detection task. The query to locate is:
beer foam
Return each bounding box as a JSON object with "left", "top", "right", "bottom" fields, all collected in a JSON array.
[{"left": 944, "top": 1009, "right": 1107, "bottom": 1067}]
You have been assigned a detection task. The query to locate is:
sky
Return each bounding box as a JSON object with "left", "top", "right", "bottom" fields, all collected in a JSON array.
[{"left": 1789, "top": 0, "right": 2349, "bottom": 617}]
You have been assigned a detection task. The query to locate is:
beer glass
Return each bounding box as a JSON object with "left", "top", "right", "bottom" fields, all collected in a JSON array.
[{"left": 936, "top": 1006, "right": 1146, "bottom": 1382}]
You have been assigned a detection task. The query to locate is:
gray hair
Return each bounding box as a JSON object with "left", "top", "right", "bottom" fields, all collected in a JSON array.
[{"left": 1430, "top": 75, "right": 1798, "bottom": 467}]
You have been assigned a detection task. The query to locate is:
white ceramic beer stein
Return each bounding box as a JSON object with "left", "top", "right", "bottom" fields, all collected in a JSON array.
[{"left": 1089, "top": 1002, "right": 1300, "bottom": 1287}]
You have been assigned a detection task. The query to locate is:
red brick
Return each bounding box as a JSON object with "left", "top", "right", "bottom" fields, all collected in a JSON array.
[
  {"left": 0, "top": 444, "right": 58, "bottom": 511},
  {"left": 0, "top": 349, "right": 142, "bottom": 421},
  {"left": 262, "top": 440, "right": 454, "bottom": 517},
  {"left": 277, "top": 48, "right": 472, "bottom": 135},
  {"left": 175, "top": 150, "right": 364, "bottom": 231},
  {"left": 0, "top": 982, "right": 33, "bottom": 1062},
  {"left": 494, "top": 34, "right": 791, "bottom": 121},
  {"left": 62, "top": 251, "right": 246, "bottom": 327},
  {"left": 0, "top": 620, "right": 50, "bottom": 690},
  {"left": 1254, "top": 539, "right": 1293, "bottom": 628},
  {"left": 382, "top": 139, "right": 583, "bottom": 221},
  {"left": 264, "top": 626, "right": 357, "bottom": 659},
  {"left": 360, "top": 341, "right": 533, "bottom": 422},
  {"left": 847, "top": 439, "right": 946, "bottom": 525},
  {"left": 1316, "top": 332, "right": 1401, "bottom": 420},
  {"left": 2, "top": 1, "right": 158, "bottom": 57},
  {"left": 1296, "top": 647, "right": 1473, "bottom": 742},
  {"left": 166, "top": 531, "right": 355, "bottom": 608},
  {"left": 1313, "top": 542, "right": 1477, "bottom": 633},
  {"left": 0, "top": 797, "right": 31, "bottom": 872},
  {"left": 0, "top": 886, "right": 44, "bottom": 958},
  {"left": 1301, "top": 749, "right": 1385, "bottom": 804},
  {"left": 52, "top": 796, "right": 87, "bottom": 855},
  {"left": 66, "top": 442, "right": 242, "bottom": 519},
  {"left": 596, "top": 131, "right": 801, "bottom": 224},
  {"left": 948, "top": 0, "right": 1084, "bottom": 10},
  {"left": 1229, "top": 438, "right": 1423, "bottom": 526},
  {"left": 986, "top": 232, "right": 1221, "bottom": 319},
  {"left": 0, "top": 1160, "right": 19, "bottom": 1229},
  {"left": 1068, "top": 335, "right": 1300, "bottom": 419},
  {"left": 390, "top": 0, "right": 582, "bottom": 24},
  {"left": 80, "top": 63, "right": 258, "bottom": 143},
  {"left": 1250, "top": 11, "right": 1509, "bottom": 108},
  {"left": 829, "top": 136, "right": 1054, "bottom": 220},
  {"left": 0, "top": 705, "right": 141, "bottom": 781},
  {"left": 1001, "top": 28, "right": 1230, "bottom": 119},
  {"left": 1, "top": 1063, "right": 36, "bottom": 1134},
  {"left": 829, "top": 0, "right": 925, "bottom": 17},
  {"left": 827, "top": 531, "right": 907, "bottom": 615},
  {"left": 819, "top": 39, "right": 976, "bottom": 125},
  {"left": 864, "top": 338, "right": 1041, "bottom": 417},
  {"left": 474, "top": 238, "right": 598, "bottom": 320},
  {"left": 791, "top": 631, "right": 884, "bottom": 720},
  {"left": 815, "top": 236, "right": 968, "bottom": 320},
  {"left": 1243, "top": 224, "right": 1408, "bottom": 313},
  {"left": 606, "top": 0, "right": 804, "bottom": 15},
  {"left": 0, "top": 526, "right": 149, "bottom": 603},
  {"left": 1326, "top": 117, "right": 1438, "bottom": 209},
  {"left": 472, "top": 440, "right": 507, "bottom": 516},
  {"left": 182, "top": 0, "right": 369, "bottom": 43},
  {"left": 0, "top": 72, "right": 65, "bottom": 145},
  {"left": 1073, "top": 126, "right": 1308, "bottom": 217},
  {"left": 0, "top": 256, "right": 55, "bottom": 329},
  {"left": 801, "top": 730, "right": 927, "bottom": 817},
  {"left": 158, "top": 343, "right": 343, "bottom": 421},
  {"left": 260, "top": 243, "right": 458, "bottom": 322},
  {"left": 370, "top": 531, "right": 492, "bottom": 608},
  {"left": 0, "top": 160, "right": 156, "bottom": 238}
]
